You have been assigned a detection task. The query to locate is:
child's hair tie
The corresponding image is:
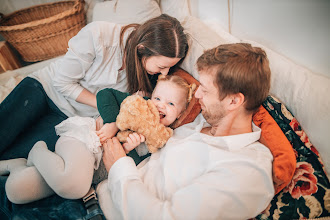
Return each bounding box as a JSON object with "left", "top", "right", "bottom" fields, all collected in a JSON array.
[{"left": 187, "top": 83, "right": 197, "bottom": 103}]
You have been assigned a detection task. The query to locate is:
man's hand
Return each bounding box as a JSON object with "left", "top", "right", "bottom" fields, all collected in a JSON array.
[
  {"left": 102, "top": 137, "right": 126, "bottom": 172},
  {"left": 123, "top": 133, "right": 146, "bottom": 153},
  {"left": 96, "top": 122, "right": 119, "bottom": 143}
]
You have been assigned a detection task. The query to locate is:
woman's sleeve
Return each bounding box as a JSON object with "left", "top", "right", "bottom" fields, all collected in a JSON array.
[
  {"left": 96, "top": 88, "right": 130, "bottom": 123},
  {"left": 52, "top": 23, "right": 98, "bottom": 100}
]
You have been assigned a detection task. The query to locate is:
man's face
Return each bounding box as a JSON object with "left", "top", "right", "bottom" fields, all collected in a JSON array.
[{"left": 194, "top": 70, "right": 228, "bottom": 125}]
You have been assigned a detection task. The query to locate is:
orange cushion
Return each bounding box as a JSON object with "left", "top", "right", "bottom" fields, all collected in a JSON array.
[
  {"left": 171, "top": 67, "right": 201, "bottom": 129},
  {"left": 253, "top": 105, "right": 296, "bottom": 194}
]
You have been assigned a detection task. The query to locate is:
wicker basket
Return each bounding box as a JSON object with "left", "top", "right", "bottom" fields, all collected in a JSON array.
[{"left": 0, "top": 0, "right": 86, "bottom": 62}]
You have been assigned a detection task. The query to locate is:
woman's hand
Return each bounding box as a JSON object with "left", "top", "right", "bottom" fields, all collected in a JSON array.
[
  {"left": 102, "top": 137, "right": 126, "bottom": 172},
  {"left": 123, "top": 133, "right": 146, "bottom": 153},
  {"left": 96, "top": 122, "right": 119, "bottom": 143}
]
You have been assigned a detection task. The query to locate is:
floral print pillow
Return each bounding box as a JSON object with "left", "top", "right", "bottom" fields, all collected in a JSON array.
[{"left": 255, "top": 96, "right": 330, "bottom": 220}]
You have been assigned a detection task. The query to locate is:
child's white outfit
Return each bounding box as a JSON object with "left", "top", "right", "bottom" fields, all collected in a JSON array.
[{"left": 55, "top": 116, "right": 102, "bottom": 169}]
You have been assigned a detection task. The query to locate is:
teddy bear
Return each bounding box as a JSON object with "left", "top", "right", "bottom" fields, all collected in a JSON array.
[{"left": 116, "top": 94, "right": 173, "bottom": 153}]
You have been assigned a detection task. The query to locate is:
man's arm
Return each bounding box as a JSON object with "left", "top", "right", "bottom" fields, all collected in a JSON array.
[
  {"left": 102, "top": 138, "right": 274, "bottom": 220},
  {"left": 108, "top": 162, "right": 273, "bottom": 219}
]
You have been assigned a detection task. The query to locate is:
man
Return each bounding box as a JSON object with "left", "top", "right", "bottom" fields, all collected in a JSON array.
[{"left": 101, "top": 43, "right": 274, "bottom": 219}]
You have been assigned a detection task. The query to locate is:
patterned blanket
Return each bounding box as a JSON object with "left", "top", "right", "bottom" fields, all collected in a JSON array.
[{"left": 255, "top": 96, "right": 330, "bottom": 220}]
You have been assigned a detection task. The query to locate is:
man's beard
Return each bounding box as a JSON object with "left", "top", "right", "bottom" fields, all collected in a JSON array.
[{"left": 201, "top": 103, "right": 227, "bottom": 125}]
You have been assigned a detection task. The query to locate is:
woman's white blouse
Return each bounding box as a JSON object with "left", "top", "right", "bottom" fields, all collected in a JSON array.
[
  {"left": 30, "top": 21, "right": 130, "bottom": 118},
  {"left": 97, "top": 114, "right": 275, "bottom": 220}
]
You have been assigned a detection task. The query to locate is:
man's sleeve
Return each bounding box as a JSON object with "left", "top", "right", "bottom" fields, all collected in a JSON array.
[{"left": 105, "top": 156, "right": 274, "bottom": 220}]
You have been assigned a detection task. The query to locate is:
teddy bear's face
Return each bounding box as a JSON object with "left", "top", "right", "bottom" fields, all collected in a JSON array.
[{"left": 151, "top": 81, "right": 187, "bottom": 126}]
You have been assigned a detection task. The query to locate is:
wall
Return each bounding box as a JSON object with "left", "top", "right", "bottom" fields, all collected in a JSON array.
[{"left": 190, "top": 0, "right": 330, "bottom": 78}]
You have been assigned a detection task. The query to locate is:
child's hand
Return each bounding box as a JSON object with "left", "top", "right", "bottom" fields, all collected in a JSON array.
[
  {"left": 95, "top": 116, "right": 104, "bottom": 131},
  {"left": 123, "top": 133, "right": 146, "bottom": 153},
  {"left": 96, "top": 122, "right": 119, "bottom": 144}
]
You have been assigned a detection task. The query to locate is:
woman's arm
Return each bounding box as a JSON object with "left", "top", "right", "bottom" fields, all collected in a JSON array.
[
  {"left": 52, "top": 23, "right": 98, "bottom": 107},
  {"left": 76, "top": 88, "right": 97, "bottom": 109}
]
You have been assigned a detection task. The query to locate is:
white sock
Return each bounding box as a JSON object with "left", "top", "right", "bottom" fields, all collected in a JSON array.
[{"left": 0, "top": 158, "right": 27, "bottom": 176}]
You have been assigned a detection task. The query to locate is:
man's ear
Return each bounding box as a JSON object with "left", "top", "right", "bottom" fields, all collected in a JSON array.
[{"left": 227, "top": 93, "right": 245, "bottom": 111}]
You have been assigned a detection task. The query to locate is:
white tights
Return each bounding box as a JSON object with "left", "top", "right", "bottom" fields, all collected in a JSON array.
[{"left": 0, "top": 137, "right": 95, "bottom": 204}]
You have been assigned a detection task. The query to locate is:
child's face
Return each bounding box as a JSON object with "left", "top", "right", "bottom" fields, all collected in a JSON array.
[
  {"left": 151, "top": 81, "right": 187, "bottom": 126},
  {"left": 143, "top": 55, "right": 181, "bottom": 76}
]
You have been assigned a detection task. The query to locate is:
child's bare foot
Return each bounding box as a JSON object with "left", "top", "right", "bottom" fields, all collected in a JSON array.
[
  {"left": 0, "top": 158, "right": 27, "bottom": 175},
  {"left": 27, "top": 141, "right": 48, "bottom": 166}
]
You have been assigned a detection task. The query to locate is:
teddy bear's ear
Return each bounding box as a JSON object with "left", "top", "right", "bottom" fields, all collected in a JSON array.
[
  {"left": 170, "top": 67, "right": 201, "bottom": 129},
  {"left": 121, "top": 95, "right": 147, "bottom": 116}
]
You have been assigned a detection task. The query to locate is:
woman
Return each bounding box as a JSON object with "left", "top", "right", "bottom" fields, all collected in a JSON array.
[{"left": 0, "top": 14, "right": 188, "bottom": 160}]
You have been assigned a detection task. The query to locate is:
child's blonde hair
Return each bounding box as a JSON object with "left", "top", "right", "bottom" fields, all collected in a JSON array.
[{"left": 157, "top": 75, "right": 197, "bottom": 108}]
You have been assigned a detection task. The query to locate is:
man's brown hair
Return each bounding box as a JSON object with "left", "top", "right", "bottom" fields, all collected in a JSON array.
[{"left": 196, "top": 43, "right": 271, "bottom": 113}]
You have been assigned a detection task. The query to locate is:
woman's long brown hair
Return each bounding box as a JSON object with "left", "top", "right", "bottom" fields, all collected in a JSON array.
[{"left": 120, "top": 14, "right": 188, "bottom": 94}]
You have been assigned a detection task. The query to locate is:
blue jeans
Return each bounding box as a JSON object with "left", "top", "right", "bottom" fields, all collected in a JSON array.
[{"left": 0, "top": 77, "right": 68, "bottom": 159}]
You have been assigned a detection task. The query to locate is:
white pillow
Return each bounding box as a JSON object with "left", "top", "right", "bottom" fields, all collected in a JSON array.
[
  {"left": 179, "top": 16, "right": 239, "bottom": 80},
  {"left": 93, "top": 0, "right": 161, "bottom": 24},
  {"left": 244, "top": 39, "right": 330, "bottom": 174},
  {"left": 159, "top": 0, "right": 191, "bottom": 21},
  {"left": 85, "top": 0, "right": 104, "bottom": 24}
]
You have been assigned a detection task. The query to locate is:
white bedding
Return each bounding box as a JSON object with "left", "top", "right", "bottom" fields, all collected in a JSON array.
[
  {"left": 0, "top": 74, "right": 23, "bottom": 103},
  {"left": 0, "top": 57, "right": 60, "bottom": 102}
]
